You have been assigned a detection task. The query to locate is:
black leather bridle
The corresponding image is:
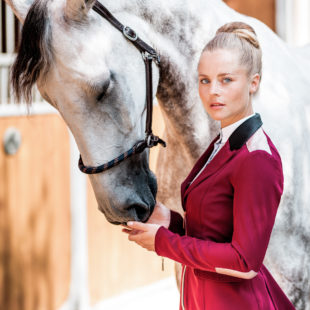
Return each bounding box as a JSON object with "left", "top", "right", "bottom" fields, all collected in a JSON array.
[{"left": 78, "top": 0, "right": 166, "bottom": 174}]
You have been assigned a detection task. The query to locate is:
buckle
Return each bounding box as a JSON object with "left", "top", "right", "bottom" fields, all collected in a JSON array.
[
  {"left": 146, "top": 134, "right": 166, "bottom": 148},
  {"left": 146, "top": 134, "right": 158, "bottom": 147},
  {"left": 142, "top": 51, "right": 160, "bottom": 65},
  {"left": 123, "top": 26, "right": 138, "bottom": 41}
]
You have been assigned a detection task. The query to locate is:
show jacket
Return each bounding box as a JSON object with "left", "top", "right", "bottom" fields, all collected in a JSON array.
[{"left": 155, "top": 113, "right": 295, "bottom": 310}]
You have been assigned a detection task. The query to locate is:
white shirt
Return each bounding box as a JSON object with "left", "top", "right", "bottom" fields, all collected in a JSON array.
[{"left": 190, "top": 113, "right": 255, "bottom": 184}]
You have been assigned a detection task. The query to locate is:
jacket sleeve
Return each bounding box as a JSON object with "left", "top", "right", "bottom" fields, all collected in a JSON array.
[
  {"left": 155, "top": 151, "right": 284, "bottom": 279},
  {"left": 168, "top": 210, "right": 185, "bottom": 235}
]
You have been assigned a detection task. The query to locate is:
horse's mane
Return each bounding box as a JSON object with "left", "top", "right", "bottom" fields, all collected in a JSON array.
[{"left": 11, "top": 0, "right": 53, "bottom": 104}]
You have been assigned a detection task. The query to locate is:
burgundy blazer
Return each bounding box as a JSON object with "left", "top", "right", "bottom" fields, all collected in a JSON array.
[{"left": 155, "top": 114, "right": 295, "bottom": 310}]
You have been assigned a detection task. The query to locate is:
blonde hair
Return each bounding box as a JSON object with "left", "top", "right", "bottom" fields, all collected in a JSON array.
[{"left": 202, "top": 22, "right": 262, "bottom": 80}]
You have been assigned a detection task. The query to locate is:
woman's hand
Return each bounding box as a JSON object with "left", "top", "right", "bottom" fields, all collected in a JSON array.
[
  {"left": 122, "top": 221, "right": 161, "bottom": 252},
  {"left": 122, "top": 201, "right": 171, "bottom": 251}
]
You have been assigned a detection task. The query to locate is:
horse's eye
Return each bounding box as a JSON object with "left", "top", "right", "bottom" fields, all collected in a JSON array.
[{"left": 96, "top": 79, "right": 111, "bottom": 102}]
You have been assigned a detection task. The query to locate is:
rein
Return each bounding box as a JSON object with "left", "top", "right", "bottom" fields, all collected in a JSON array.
[{"left": 78, "top": 0, "right": 166, "bottom": 174}]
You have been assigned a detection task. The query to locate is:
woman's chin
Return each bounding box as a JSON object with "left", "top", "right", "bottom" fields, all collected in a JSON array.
[{"left": 207, "top": 111, "right": 227, "bottom": 122}]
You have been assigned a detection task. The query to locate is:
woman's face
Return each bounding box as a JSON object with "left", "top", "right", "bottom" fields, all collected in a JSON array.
[{"left": 198, "top": 49, "right": 260, "bottom": 128}]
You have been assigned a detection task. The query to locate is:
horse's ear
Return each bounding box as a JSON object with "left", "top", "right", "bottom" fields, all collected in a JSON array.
[
  {"left": 4, "top": 0, "right": 35, "bottom": 23},
  {"left": 65, "top": 0, "right": 97, "bottom": 21}
]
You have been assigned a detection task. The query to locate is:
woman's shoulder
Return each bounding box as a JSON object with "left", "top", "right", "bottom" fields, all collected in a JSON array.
[
  {"left": 232, "top": 127, "right": 283, "bottom": 176},
  {"left": 245, "top": 127, "right": 277, "bottom": 156},
  {"left": 238, "top": 127, "right": 281, "bottom": 162}
]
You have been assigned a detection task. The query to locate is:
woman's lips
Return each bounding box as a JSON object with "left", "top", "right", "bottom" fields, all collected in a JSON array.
[{"left": 210, "top": 102, "right": 225, "bottom": 109}]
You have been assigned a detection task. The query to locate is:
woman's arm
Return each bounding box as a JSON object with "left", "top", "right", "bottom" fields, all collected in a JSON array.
[
  {"left": 168, "top": 210, "right": 185, "bottom": 235},
  {"left": 154, "top": 151, "right": 284, "bottom": 279}
]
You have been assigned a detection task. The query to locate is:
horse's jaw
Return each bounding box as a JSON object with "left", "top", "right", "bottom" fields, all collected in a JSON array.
[
  {"left": 87, "top": 155, "right": 158, "bottom": 224},
  {"left": 52, "top": 98, "right": 158, "bottom": 224}
]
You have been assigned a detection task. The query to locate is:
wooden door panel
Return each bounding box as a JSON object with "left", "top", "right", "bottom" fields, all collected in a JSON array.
[
  {"left": 0, "top": 114, "right": 71, "bottom": 310},
  {"left": 224, "top": 0, "right": 276, "bottom": 31}
]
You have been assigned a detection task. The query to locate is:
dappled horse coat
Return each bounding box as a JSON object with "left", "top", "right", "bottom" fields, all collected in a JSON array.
[{"left": 155, "top": 113, "right": 295, "bottom": 310}]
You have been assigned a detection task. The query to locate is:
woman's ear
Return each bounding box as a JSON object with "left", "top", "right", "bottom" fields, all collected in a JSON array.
[{"left": 249, "top": 73, "right": 260, "bottom": 94}]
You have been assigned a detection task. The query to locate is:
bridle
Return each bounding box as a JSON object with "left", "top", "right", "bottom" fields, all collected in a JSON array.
[{"left": 78, "top": 0, "right": 166, "bottom": 174}]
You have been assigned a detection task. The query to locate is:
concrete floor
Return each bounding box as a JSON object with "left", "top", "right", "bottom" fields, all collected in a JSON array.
[{"left": 92, "top": 277, "right": 180, "bottom": 310}]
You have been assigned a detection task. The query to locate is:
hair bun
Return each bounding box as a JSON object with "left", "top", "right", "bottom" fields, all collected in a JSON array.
[{"left": 216, "top": 22, "right": 260, "bottom": 49}]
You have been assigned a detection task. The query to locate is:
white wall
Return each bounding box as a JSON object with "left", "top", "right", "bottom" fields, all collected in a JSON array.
[{"left": 276, "top": 0, "right": 310, "bottom": 46}]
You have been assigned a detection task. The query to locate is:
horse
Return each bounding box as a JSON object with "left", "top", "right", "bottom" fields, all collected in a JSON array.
[{"left": 4, "top": 0, "right": 310, "bottom": 308}]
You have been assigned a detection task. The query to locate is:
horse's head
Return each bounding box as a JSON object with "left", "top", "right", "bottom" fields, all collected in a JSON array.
[{"left": 10, "top": 0, "right": 161, "bottom": 224}]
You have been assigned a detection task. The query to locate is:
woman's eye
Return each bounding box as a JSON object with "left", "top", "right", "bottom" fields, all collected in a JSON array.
[
  {"left": 200, "top": 79, "right": 209, "bottom": 84},
  {"left": 223, "top": 77, "right": 232, "bottom": 83}
]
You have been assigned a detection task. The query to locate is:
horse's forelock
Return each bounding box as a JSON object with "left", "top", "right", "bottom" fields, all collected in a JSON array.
[{"left": 11, "top": 0, "right": 53, "bottom": 104}]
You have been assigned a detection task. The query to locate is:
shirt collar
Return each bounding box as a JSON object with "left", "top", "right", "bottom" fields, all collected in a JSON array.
[{"left": 220, "top": 113, "right": 256, "bottom": 143}]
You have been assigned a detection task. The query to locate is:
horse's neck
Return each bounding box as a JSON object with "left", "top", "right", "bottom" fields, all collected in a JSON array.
[
  {"left": 142, "top": 0, "right": 234, "bottom": 158},
  {"left": 104, "top": 0, "right": 234, "bottom": 159}
]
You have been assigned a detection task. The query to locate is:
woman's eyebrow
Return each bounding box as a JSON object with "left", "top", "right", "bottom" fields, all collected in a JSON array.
[{"left": 198, "top": 72, "right": 235, "bottom": 77}]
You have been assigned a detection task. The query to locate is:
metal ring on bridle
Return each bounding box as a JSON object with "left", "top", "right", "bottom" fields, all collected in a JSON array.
[
  {"left": 147, "top": 135, "right": 151, "bottom": 147},
  {"left": 146, "top": 134, "right": 154, "bottom": 147},
  {"left": 123, "top": 26, "right": 138, "bottom": 41}
]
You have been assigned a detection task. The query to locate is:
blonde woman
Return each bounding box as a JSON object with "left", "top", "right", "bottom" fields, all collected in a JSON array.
[{"left": 123, "top": 22, "right": 295, "bottom": 310}]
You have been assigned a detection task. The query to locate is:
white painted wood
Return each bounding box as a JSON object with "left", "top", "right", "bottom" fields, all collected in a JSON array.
[
  {"left": 0, "top": 67, "right": 7, "bottom": 104},
  {"left": 0, "top": 53, "right": 15, "bottom": 65},
  {"left": 58, "top": 133, "right": 90, "bottom": 310},
  {"left": 0, "top": 53, "right": 48, "bottom": 112},
  {"left": 91, "top": 277, "right": 179, "bottom": 310},
  {"left": 1, "top": 67, "right": 9, "bottom": 104},
  {"left": 276, "top": 0, "right": 310, "bottom": 46},
  {"left": 5, "top": 2, "right": 15, "bottom": 53},
  {"left": 293, "top": 0, "right": 310, "bottom": 46},
  {"left": 0, "top": 1, "right": 3, "bottom": 53},
  {"left": 275, "top": 0, "right": 287, "bottom": 41},
  {"left": 0, "top": 102, "right": 58, "bottom": 116}
]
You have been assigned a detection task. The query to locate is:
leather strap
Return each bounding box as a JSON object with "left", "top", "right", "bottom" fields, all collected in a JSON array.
[
  {"left": 92, "top": 1, "right": 159, "bottom": 61},
  {"left": 78, "top": 1, "right": 166, "bottom": 174},
  {"left": 144, "top": 53, "right": 153, "bottom": 136}
]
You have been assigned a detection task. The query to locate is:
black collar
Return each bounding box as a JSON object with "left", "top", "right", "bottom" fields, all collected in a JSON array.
[{"left": 228, "top": 113, "right": 263, "bottom": 150}]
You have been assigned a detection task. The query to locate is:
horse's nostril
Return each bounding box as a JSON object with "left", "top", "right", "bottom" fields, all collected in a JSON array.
[
  {"left": 136, "top": 205, "right": 149, "bottom": 222},
  {"left": 127, "top": 204, "right": 150, "bottom": 222}
]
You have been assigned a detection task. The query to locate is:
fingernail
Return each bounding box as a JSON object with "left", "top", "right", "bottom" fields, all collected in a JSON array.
[{"left": 127, "top": 221, "right": 133, "bottom": 226}]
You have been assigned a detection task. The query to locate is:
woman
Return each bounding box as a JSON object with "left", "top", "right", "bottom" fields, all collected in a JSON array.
[{"left": 122, "top": 22, "right": 296, "bottom": 310}]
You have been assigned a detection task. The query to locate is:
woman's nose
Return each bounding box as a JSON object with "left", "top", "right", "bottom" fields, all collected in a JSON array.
[{"left": 210, "top": 81, "right": 221, "bottom": 95}]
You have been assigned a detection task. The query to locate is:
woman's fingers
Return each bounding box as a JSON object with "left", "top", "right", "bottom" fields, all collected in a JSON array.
[
  {"left": 122, "top": 229, "right": 142, "bottom": 235},
  {"left": 121, "top": 222, "right": 159, "bottom": 252},
  {"left": 127, "top": 221, "right": 148, "bottom": 231},
  {"left": 122, "top": 228, "right": 131, "bottom": 234},
  {"left": 121, "top": 224, "right": 143, "bottom": 235}
]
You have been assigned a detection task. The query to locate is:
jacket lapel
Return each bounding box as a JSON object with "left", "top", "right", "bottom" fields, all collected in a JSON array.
[
  {"left": 180, "top": 134, "right": 220, "bottom": 200},
  {"left": 183, "top": 142, "right": 234, "bottom": 202},
  {"left": 181, "top": 113, "right": 263, "bottom": 209}
]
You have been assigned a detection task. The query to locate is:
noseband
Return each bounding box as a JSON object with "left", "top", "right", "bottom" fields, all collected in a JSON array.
[{"left": 78, "top": 1, "right": 166, "bottom": 174}]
